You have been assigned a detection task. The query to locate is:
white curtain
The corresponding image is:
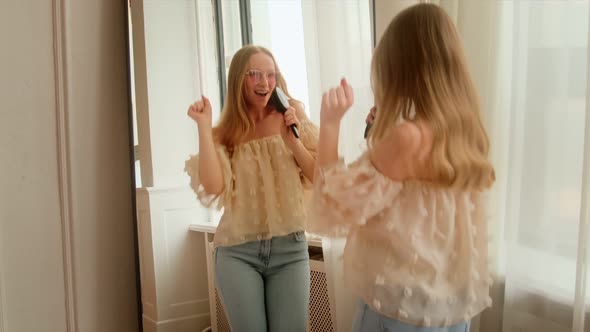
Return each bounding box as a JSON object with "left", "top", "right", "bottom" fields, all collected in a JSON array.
[
  {"left": 300, "top": 0, "right": 373, "bottom": 161},
  {"left": 424, "top": 1, "right": 590, "bottom": 331}
]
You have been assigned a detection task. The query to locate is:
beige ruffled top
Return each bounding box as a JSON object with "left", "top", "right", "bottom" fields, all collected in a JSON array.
[
  {"left": 308, "top": 153, "right": 492, "bottom": 327},
  {"left": 185, "top": 119, "right": 318, "bottom": 247}
]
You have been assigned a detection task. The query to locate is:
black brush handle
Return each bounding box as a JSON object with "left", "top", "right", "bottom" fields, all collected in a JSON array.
[
  {"left": 364, "top": 107, "right": 376, "bottom": 139},
  {"left": 270, "top": 88, "right": 299, "bottom": 139},
  {"left": 290, "top": 124, "right": 300, "bottom": 138},
  {"left": 364, "top": 123, "right": 372, "bottom": 139}
]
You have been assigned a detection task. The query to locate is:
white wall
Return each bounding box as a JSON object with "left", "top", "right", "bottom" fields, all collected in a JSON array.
[
  {"left": 0, "top": 0, "right": 139, "bottom": 331},
  {"left": 0, "top": 1, "right": 69, "bottom": 330},
  {"left": 131, "top": 0, "right": 221, "bottom": 188}
]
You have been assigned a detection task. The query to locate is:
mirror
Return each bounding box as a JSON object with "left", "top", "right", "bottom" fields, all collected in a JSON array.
[{"left": 126, "top": 0, "right": 374, "bottom": 330}]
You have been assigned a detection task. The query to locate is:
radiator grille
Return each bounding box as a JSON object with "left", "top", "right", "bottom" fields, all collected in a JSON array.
[
  {"left": 214, "top": 287, "right": 231, "bottom": 332},
  {"left": 308, "top": 269, "right": 335, "bottom": 331}
]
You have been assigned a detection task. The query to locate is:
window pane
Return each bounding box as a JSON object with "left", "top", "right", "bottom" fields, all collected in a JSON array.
[
  {"left": 250, "top": 0, "right": 311, "bottom": 115},
  {"left": 222, "top": 0, "right": 243, "bottom": 78}
]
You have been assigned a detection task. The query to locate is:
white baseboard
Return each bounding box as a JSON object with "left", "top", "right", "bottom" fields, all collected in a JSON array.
[{"left": 143, "top": 313, "right": 210, "bottom": 332}]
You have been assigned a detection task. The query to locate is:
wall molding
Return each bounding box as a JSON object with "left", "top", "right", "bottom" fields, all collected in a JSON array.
[
  {"left": 135, "top": 186, "right": 212, "bottom": 331},
  {"left": 52, "top": 0, "right": 78, "bottom": 331},
  {"left": 143, "top": 312, "right": 210, "bottom": 332}
]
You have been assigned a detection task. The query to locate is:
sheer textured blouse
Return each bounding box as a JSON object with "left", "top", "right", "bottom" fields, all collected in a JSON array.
[
  {"left": 308, "top": 153, "right": 492, "bottom": 327},
  {"left": 185, "top": 119, "right": 318, "bottom": 247}
]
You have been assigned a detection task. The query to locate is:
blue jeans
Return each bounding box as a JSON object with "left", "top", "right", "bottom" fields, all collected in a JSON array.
[
  {"left": 214, "top": 231, "right": 310, "bottom": 332},
  {"left": 352, "top": 301, "right": 470, "bottom": 332}
]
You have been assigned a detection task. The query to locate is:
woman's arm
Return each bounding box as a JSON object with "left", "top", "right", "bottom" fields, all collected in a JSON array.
[
  {"left": 318, "top": 78, "right": 353, "bottom": 168},
  {"left": 187, "top": 96, "right": 224, "bottom": 195},
  {"left": 282, "top": 104, "right": 317, "bottom": 182},
  {"left": 197, "top": 126, "right": 224, "bottom": 195}
]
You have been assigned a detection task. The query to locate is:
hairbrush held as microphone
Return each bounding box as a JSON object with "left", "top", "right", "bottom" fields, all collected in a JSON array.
[
  {"left": 364, "top": 123, "right": 372, "bottom": 138},
  {"left": 364, "top": 106, "right": 376, "bottom": 139},
  {"left": 269, "top": 87, "right": 300, "bottom": 139}
]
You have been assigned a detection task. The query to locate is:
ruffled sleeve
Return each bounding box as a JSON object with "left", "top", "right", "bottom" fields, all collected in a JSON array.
[
  {"left": 184, "top": 145, "right": 232, "bottom": 210},
  {"left": 307, "top": 154, "right": 403, "bottom": 237},
  {"left": 298, "top": 118, "right": 318, "bottom": 188}
]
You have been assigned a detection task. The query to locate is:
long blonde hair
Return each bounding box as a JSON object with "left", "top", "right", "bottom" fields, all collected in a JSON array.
[
  {"left": 213, "top": 45, "right": 297, "bottom": 148},
  {"left": 368, "top": 3, "right": 494, "bottom": 190}
]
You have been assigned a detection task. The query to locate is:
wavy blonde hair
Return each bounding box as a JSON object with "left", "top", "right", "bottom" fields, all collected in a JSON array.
[
  {"left": 213, "top": 45, "right": 298, "bottom": 148},
  {"left": 368, "top": 3, "right": 494, "bottom": 190}
]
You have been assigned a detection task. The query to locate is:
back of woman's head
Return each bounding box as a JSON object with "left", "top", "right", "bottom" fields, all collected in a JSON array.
[
  {"left": 368, "top": 3, "right": 494, "bottom": 191},
  {"left": 214, "top": 45, "right": 292, "bottom": 148}
]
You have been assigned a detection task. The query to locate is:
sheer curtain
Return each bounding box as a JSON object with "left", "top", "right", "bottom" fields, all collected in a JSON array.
[{"left": 424, "top": 1, "right": 590, "bottom": 331}]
